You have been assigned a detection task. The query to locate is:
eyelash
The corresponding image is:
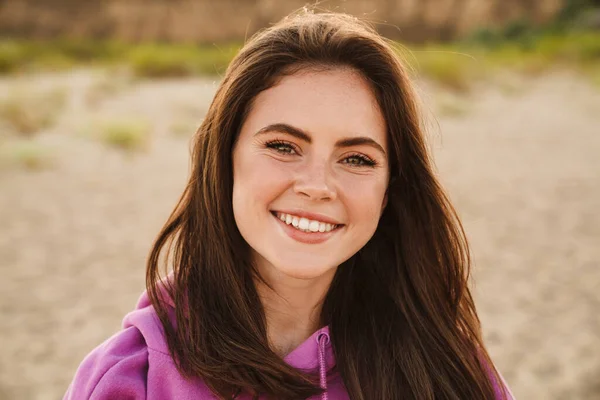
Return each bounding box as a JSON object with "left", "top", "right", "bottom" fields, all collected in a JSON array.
[{"left": 264, "top": 139, "right": 377, "bottom": 167}]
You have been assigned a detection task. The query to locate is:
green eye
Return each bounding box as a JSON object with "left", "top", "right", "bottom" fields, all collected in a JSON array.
[
  {"left": 343, "top": 154, "right": 376, "bottom": 167},
  {"left": 266, "top": 140, "right": 296, "bottom": 154}
]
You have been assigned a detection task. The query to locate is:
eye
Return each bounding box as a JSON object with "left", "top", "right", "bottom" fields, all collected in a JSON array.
[
  {"left": 265, "top": 139, "right": 298, "bottom": 155},
  {"left": 342, "top": 154, "right": 377, "bottom": 167}
]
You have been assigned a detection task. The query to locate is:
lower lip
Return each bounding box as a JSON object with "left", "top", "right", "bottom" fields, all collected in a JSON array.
[{"left": 271, "top": 212, "right": 343, "bottom": 244}]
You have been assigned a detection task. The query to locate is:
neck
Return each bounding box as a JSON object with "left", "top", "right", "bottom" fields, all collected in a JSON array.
[{"left": 255, "top": 263, "right": 336, "bottom": 357}]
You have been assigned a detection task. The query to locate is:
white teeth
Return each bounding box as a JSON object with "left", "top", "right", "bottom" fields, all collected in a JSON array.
[
  {"left": 298, "top": 218, "right": 309, "bottom": 230},
  {"left": 308, "top": 220, "right": 320, "bottom": 232},
  {"left": 274, "top": 212, "right": 339, "bottom": 233}
]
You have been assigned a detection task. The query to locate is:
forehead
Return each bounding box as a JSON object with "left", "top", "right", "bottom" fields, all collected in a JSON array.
[{"left": 242, "top": 67, "right": 387, "bottom": 145}]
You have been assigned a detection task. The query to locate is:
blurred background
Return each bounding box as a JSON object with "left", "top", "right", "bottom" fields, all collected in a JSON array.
[{"left": 0, "top": 0, "right": 599, "bottom": 399}]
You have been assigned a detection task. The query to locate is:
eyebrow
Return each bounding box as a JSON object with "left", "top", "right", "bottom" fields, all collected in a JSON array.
[{"left": 255, "top": 123, "right": 387, "bottom": 156}]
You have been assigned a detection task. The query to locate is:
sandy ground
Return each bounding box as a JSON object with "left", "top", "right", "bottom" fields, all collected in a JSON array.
[{"left": 0, "top": 68, "right": 598, "bottom": 400}]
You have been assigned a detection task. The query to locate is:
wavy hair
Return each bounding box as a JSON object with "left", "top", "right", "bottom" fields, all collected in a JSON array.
[{"left": 147, "top": 10, "right": 508, "bottom": 400}]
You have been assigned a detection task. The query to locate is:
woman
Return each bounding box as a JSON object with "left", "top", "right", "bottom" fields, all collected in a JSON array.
[{"left": 65, "top": 11, "right": 514, "bottom": 400}]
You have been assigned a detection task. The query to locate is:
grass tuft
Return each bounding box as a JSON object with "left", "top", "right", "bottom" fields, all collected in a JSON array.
[
  {"left": 97, "top": 119, "right": 150, "bottom": 152},
  {"left": 169, "top": 120, "right": 200, "bottom": 137},
  {"left": 407, "top": 47, "right": 482, "bottom": 92},
  {"left": 128, "top": 43, "right": 240, "bottom": 78},
  {"left": 0, "top": 41, "right": 29, "bottom": 74},
  {"left": 0, "top": 88, "right": 67, "bottom": 136},
  {"left": 435, "top": 93, "right": 472, "bottom": 117},
  {"left": 0, "top": 140, "right": 55, "bottom": 171}
]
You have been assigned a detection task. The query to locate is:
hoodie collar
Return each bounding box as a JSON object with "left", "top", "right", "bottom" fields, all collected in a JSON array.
[
  {"left": 159, "top": 275, "right": 336, "bottom": 378},
  {"left": 283, "top": 326, "right": 335, "bottom": 372}
]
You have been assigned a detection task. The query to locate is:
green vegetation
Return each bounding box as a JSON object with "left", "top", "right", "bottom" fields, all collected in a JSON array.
[
  {"left": 0, "top": 39, "right": 240, "bottom": 77},
  {"left": 97, "top": 119, "right": 151, "bottom": 152},
  {"left": 458, "top": 1, "right": 600, "bottom": 76},
  {"left": 404, "top": 9, "right": 600, "bottom": 91},
  {"left": 0, "top": 140, "right": 55, "bottom": 171},
  {"left": 0, "top": 41, "right": 27, "bottom": 74},
  {"left": 128, "top": 43, "right": 239, "bottom": 77},
  {"left": 435, "top": 93, "right": 472, "bottom": 117},
  {"left": 0, "top": 87, "right": 67, "bottom": 135},
  {"left": 464, "top": 31, "right": 600, "bottom": 70},
  {"left": 0, "top": 4, "right": 598, "bottom": 90},
  {"left": 403, "top": 47, "right": 483, "bottom": 92},
  {"left": 0, "top": 39, "right": 127, "bottom": 73},
  {"left": 169, "top": 120, "right": 199, "bottom": 138}
]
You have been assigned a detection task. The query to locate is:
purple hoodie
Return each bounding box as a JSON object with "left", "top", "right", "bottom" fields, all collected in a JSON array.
[{"left": 65, "top": 288, "right": 514, "bottom": 399}]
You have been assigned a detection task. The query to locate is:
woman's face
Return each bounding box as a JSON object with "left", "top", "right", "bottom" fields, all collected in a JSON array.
[{"left": 232, "top": 67, "right": 389, "bottom": 282}]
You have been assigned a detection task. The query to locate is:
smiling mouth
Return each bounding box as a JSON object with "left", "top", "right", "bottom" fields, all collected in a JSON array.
[{"left": 270, "top": 211, "right": 344, "bottom": 233}]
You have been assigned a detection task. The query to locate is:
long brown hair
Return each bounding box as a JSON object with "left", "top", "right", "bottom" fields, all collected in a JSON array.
[{"left": 147, "top": 10, "right": 508, "bottom": 400}]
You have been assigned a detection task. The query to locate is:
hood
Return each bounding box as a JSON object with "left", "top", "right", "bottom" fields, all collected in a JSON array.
[{"left": 125, "top": 277, "right": 337, "bottom": 399}]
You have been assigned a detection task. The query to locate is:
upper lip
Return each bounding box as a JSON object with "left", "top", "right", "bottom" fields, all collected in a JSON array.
[{"left": 272, "top": 209, "right": 344, "bottom": 225}]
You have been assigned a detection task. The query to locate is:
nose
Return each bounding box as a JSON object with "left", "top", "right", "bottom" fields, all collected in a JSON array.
[{"left": 293, "top": 159, "right": 337, "bottom": 201}]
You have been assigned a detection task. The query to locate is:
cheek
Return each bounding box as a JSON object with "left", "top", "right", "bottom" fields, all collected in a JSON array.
[
  {"left": 233, "top": 155, "right": 290, "bottom": 207},
  {"left": 342, "top": 179, "right": 387, "bottom": 225},
  {"left": 356, "top": 195, "right": 385, "bottom": 222}
]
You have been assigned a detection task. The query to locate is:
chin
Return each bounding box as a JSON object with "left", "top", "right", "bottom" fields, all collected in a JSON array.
[
  {"left": 282, "top": 268, "right": 329, "bottom": 280},
  {"left": 269, "top": 258, "right": 336, "bottom": 280}
]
